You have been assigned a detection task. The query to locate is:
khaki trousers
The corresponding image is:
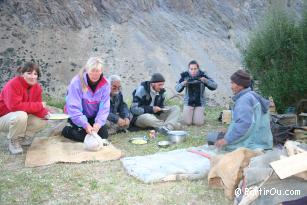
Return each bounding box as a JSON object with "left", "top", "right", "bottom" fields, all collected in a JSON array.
[
  {"left": 135, "top": 105, "right": 180, "bottom": 130},
  {"left": 182, "top": 106, "right": 204, "bottom": 125},
  {"left": 0, "top": 111, "right": 47, "bottom": 140}
]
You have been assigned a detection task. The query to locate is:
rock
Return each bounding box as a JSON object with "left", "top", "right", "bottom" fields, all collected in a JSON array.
[{"left": 0, "top": 0, "right": 304, "bottom": 106}]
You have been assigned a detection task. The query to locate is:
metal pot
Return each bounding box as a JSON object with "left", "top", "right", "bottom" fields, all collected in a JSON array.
[
  {"left": 167, "top": 130, "right": 187, "bottom": 144},
  {"left": 157, "top": 140, "right": 171, "bottom": 148}
]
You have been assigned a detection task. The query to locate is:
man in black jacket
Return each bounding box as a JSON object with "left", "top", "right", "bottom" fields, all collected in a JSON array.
[
  {"left": 107, "top": 75, "right": 130, "bottom": 134},
  {"left": 130, "top": 73, "right": 180, "bottom": 133}
]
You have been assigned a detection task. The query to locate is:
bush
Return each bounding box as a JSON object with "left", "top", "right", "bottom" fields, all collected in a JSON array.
[
  {"left": 243, "top": 6, "right": 307, "bottom": 113},
  {"left": 43, "top": 94, "right": 65, "bottom": 109}
]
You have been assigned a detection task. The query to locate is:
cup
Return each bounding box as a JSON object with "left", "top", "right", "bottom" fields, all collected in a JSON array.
[{"left": 149, "top": 130, "right": 156, "bottom": 139}]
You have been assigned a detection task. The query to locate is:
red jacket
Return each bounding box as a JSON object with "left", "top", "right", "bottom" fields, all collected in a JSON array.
[{"left": 0, "top": 76, "right": 48, "bottom": 118}]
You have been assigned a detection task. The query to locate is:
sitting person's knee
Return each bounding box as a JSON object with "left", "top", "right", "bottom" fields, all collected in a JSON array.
[{"left": 12, "top": 111, "right": 28, "bottom": 124}]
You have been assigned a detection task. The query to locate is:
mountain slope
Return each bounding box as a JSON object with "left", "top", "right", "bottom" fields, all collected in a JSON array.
[{"left": 0, "top": 0, "right": 303, "bottom": 105}]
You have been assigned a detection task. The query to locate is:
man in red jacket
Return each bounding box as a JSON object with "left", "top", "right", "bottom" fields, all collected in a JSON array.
[{"left": 0, "top": 62, "right": 49, "bottom": 154}]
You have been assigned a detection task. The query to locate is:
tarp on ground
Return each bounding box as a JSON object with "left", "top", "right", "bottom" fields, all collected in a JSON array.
[{"left": 25, "top": 135, "right": 122, "bottom": 167}]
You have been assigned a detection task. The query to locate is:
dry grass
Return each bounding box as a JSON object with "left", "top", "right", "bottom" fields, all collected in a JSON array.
[{"left": 0, "top": 105, "right": 231, "bottom": 205}]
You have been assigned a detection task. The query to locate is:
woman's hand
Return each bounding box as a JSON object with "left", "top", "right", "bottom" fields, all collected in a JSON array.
[
  {"left": 200, "top": 77, "right": 208, "bottom": 84},
  {"left": 93, "top": 123, "right": 101, "bottom": 133},
  {"left": 42, "top": 101, "right": 47, "bottom": 108},
  {"left": 44, "top": 112, "right": 51, "bottom": 120},
  {"left": 85, "top": 124, "right": 94, "bottom": 134}
]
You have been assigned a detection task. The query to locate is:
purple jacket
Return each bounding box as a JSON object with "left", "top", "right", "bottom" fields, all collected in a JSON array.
[{"left": 65, "top": 73, "right": 110, "bottom": 129}]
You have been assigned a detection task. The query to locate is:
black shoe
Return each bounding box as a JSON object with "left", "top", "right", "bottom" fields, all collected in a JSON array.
[{"left": 157, "top": 126, "right": 170, "bottom": 136}]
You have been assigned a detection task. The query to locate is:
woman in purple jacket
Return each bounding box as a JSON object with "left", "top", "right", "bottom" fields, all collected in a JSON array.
[{"left": 62, "top": 57, "right": 110, "bottom": 141}]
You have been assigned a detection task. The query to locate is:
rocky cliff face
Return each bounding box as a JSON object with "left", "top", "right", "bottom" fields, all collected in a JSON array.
[{"left": 0, "top": 0, "right": 303, "bottom": 106}]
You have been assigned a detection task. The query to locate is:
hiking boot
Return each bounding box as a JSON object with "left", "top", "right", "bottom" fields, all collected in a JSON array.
[
  {"left": 8, "top": 138, "right": 23, "bottom": 154},
  {"left": 157, "top": 126, "right": 170, "bottom": 136},
  {"left": 20, "top": 135, "right": 33, "bottom": 146}
]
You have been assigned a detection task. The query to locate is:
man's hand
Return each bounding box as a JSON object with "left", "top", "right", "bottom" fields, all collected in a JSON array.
[
  {"left": 124, "top": 118, "right": 130, "bottom": 126},
  {"left": 183, "top": 80, "right": 188, "bottom": 86},
  {"left": 153, "top": 106, "right": 162, "bottom": 113},
  {"left": 117, "top": 118, "right": 126, "bottom": 127},
  {"left": 200, "top": 77, "right": 208, "bottom": 84},
  {"left": 215, "top": 138, "right": 228, "bottom": 149},
  {"left": 219, "top": 128, "right": 227, "bottom": 133},
  {"left": 85, "top": 124, "right": 94, "bottom": 134}
]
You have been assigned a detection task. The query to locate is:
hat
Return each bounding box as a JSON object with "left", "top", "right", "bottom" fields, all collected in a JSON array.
[
  {"left": 150, "top": 73, "right": 165, "bottom": 83},
  {"left": 230, "top": 70, "right": 251, "bottom": 88}
]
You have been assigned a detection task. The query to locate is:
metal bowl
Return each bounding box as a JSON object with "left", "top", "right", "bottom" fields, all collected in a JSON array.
[
  {"left": 167, "top": 130, "right": 187, "bottom": 144},
  {"left": 157, "top": 140, "right": 171, "bottom": 148}
]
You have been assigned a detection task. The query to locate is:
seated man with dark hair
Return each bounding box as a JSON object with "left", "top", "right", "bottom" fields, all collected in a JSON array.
[{"left": 130, "top": 73, "right": 180, "bottom": 134}]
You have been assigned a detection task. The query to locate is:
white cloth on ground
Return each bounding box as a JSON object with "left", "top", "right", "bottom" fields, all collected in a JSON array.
[{"left": 121, "top": 145, "right": 217, "bottom": 183}]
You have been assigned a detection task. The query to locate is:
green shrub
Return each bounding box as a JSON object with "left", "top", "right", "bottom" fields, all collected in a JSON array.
[
  {"left": 243, "top": 7, "right": 307, "bottom": 112},
  {"left": 302, "top": 4, "right": 307, "bottom": 67},
  {"left": 43, "top": 94, "right": 65, "bottom": 109}
]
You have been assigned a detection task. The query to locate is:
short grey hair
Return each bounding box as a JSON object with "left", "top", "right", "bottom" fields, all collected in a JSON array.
[{"left": 109, "top": 75, "right": 121, "bottom": 85}]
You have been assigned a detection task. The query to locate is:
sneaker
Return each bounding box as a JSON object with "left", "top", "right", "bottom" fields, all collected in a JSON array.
[
  {"left": 20, "top": 136, "right": 33, "bottom": 146},
  {"left": 123, "top": 129, "right": 129, "bottom": 133},
  {"left": 8, "top": 139, "right": 23, "bottom": 154},
  {"left": 116, "top": 129, "right": 129, "bottom": 134},
  {"left": 107, "top": 126, "right": 118, "bottom": 135},
  {"left": 157, "top": 126, "right": 170, "bottom": 136}
]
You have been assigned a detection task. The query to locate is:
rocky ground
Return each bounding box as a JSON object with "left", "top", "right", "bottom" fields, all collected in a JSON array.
[{"left": 0, "top": 0, "right": 303, "bottom": 106}]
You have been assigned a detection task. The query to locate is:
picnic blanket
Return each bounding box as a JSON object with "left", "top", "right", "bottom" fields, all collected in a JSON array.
[
  {"left": 25, "top": 135, "right": 122, "bottom": 167},
  {"left": 121, "top": 145, "right": 217, "bottom": 183}
]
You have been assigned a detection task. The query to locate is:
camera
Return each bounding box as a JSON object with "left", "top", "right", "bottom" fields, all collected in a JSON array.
[{"left": 187, "top": 77, "right": 201, "bottom": 84}]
